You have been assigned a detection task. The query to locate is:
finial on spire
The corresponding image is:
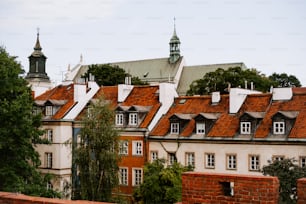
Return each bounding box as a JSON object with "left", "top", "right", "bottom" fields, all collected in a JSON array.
[
  {"left": 174, "top": 17, "right": 176, "bottom": 29},
  {"left": 80, "top": 54, "right": 83, "bottom": 64},
  {"left": 34, "top": 27, "right": 42, "bottom": 51},
  {"left": 37, "top": 27, "right": 40, "bottom": 36}
]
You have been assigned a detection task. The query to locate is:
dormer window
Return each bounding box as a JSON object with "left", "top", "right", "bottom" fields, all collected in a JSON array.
[
  {"left": 116, "top": 113, "right": 124, "bottom": 126},
  {"left": 171, "top": 123, "right": 179, "bottom": 134},
  {"left": 45, "top": 105, "right": 53, "bottom": 116},
  {"left": 196, "top": 122, "right": 205, "bottom": 134},
  {"left": 273, "top": 121, "right": 285, "bottom": 134},
  {"left": 240, "top": 122, "right": 251, "bottom": 134},
  {"left": 129, "top": 113, "right": 138, "bottom": 126}
]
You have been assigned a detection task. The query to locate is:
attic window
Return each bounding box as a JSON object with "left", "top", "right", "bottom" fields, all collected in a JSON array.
[
  {"left": 171, "top": 123, "right": 179, "bottom": 134},
  {"left": 45, "top": 105, "right": 53, "bottom": 116},
  {"left": 273, "top": 121, "right": 285, "bottom": 134},
  {"left": 196, "top": 122, "right": 205, "bottom": 134},
  {"left": 240, "top": 122, "right": 251, "bottom": 134},
  {"left": 129, "top": 113, "right": 138, "bottom": 126}
]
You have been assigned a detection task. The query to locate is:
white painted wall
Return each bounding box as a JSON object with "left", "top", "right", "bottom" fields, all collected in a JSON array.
[{"left": 150, "top": 141, "right": 306, "bottom": 175}]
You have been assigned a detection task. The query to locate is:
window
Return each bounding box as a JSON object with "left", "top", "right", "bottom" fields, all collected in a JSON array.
[
  {"left": 116, "top": 113, "right": 124, "bottom": 126},
  {"left": 273, "top": 155, "right": 284, "bottom": 161},
  {"left": 170, "top": 123, "right": 179, "bottom": 134},
  {"left": 273, "top": 121, "right": 285, "bottom": 134},
  {"left": 240, "top": 122, "right": 251, "bottom": 134},
  {"left": 119, "top": 168, "right": 128, "bottom": 185},
  {"left": 132, "top": 141, "right": 142, "bottom": 156},
  {"left": 46, "top": 129, "right": 53, "bottom": 142},
  {"left": 47, "top": 182, "right": 53, "bottom": 190},
  {"left": 150, "top": 151, "right": 158, "bottom": 161},
  {"left": 185, "top": 152, "right": 195, "bottom": 167},
  {"left": 205, "top": 153, "right": 215, "bottom": 169},
  {"left": 119, "top": 141, "right": 128, "bottom": 155},
  {"left": 196, "top": 122, "right": 205, "bottom": 134},
  {"left": 133, "top": 168, "right": 142, "bottom": 186},
  {"left": 129, "top": 113, "right": 138, "bottom": 125},
  {"left": 300, "top": 157, "right": 306, "bottom": 168},
  {"left": 87, "top": 107, "right": 93, "bottom": 117},
  {"left": 45, "top": 153, "right": 52, "bottom": 168},
  {"left": 226, "top": 154, "right": 237, "bottom": 170},
  {"left": 45, "top": 106, "right": 53, "bottom": 116},
  {"left": 249, "top": 155, "right": 260, "bottom": 171},
  {"left": 168, "top": 153, "right": 177, "bottom": 165}
]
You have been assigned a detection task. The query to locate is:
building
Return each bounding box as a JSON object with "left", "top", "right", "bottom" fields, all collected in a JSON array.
[
  {"left": 64, "top": 26, "right": 246, "bottom": 95},
  {"left": 149, "top": 87, "right": 306, "bottom": 175},
  {"left": 25, "top": 30, "right": 54, "bottom": 97}
]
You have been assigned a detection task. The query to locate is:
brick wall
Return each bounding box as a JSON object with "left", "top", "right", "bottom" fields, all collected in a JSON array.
[
  {"left": 181, "top": 172, "right": 279, "bottom": 204},
  {"left": 0, "top": 192, "right": 112, "bottom": 204},
  {"left": 297, "top": 178, "right": 306, "bottom": 204}
]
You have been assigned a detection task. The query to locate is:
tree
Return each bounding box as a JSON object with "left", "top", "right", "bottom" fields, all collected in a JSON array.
[
  {"left": 269, "top": 73, "right": 301, "bottom": 88},
  {"left": 133, "top": 159, "right": 190, "bottom": 204},
  {"left": 74, "top": 97, "right": 120, "bottom": 202},
  {"left": 0, "top": 47, "right": 59, "bottom": 197},
  {"left": 186, "top": 67, "right": 301, "bottom": 95},
  {"left": 83, "top": 64, "right": 147, "bottom": 86},
  {"left": 262, "top": 158, "right": 306, "bottom": 204}
]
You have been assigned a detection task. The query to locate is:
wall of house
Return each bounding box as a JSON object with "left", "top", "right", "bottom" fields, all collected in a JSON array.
[
  {"left": 181, "top": 172, "right": 279, "bottom": 204},
  {"left": 150, "top": 141, "right": 306, "bottom": 174},
  {"left": 35, "top": 121, "right": 73, "bottom": 196},
  {"left": 117, "top": 134, "right": 146, "bottom": 196}
]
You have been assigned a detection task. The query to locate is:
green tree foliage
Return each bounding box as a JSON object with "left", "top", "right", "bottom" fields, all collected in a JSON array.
[
  {"left": 187, "top": 67, "right": 301, "bottom": 95},
  {"left": 269, "top": 73, "right": 301, "bottom": 88},
  {"left": 83, "top": 64, "right": 147, "bottom": 86},
  {"left": 0, "top": 47, "right": 59, "bottom": 197},
  {"left": 262, "top": 158, "right": 306, "bottom": 204},
  {"left": 133, "top": 159, "right": 190, "bottom": 204},
  {"left": 74, "top": 97, "right": 120, "bottom": 201}
]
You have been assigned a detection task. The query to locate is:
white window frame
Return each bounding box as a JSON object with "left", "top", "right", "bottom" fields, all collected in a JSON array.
[
  {"left": 45, "top": 152, "right": 53, "bottom": 169},
  {"left": 273, "top": 121, "right": 285, "bottom": 134},
  {"left": 205, "top": 153, "right": 215, "bottom": 169},
  {"left": 129, "top": 113, "right": 138, "bottom": 126},
  {"left": 150, "top": 151, "right": 158, "bottom": 162},
  {"left": 170, "top": 123, "right": 179, "bottom": 134},
  {"left": 116, "top": 113, "right": 124, "bottom": 126},
  {"left": 47, "top": 181, "right": 53, "bottom": 190},
  {"left": 240, "top": 121, "right": 251, "bottom": 134},
  {"left": 196, "top": 122, "right": 205, "bottom": 134},
  {"left": 226, "top": 154, "right": 237, "bottom": 170},
  {"left": 249, "top": 155, "right": 260, "bottom": 171},
  {"left": 132, "top": 168, "right": 142, "bottom": 186},
  {"left": 45, "top": 105, "right": 53, "bottom": 116},
  {"left": 132, "top": 141, "right": 143, "bottom": 156},
  {"left": 119, "top": 167, "right": 128, "bottom": 185},
  {"left": 185, "top": 152, "right": 195, "bottom": 167},
  {"left": 168, "top": 153, "right": 176, "bottom": 165},
  {"left": 119, "top": 141, "right": 128, "bottom": 155},
  {"left": 300, "top": 156, "right": 306, "bottom": 168},
  {"left": 46, "top": 129, "right": 53, "bottom": 142},
  {"left": 272, "top": 155, "right": 284, "bottom": 162}
]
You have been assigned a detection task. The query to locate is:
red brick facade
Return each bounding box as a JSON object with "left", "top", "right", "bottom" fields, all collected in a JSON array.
[
  {"left": 0, "top": 192, "right": 111, "bottom": 204},
  {"left": 181, "top": 172, "right": 279, "bottom": 204},
  {"left": 297, "top": 178, "right": 306, "bottom": 204}
]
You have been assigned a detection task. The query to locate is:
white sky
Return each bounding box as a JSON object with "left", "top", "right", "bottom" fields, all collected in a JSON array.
[{"left": 1, "top": 0, "right": 306, "bottom": 85}]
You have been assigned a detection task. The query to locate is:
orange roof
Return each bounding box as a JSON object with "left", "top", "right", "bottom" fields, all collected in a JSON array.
[
  {"left": 35, "top": 84, "right": 75, "bottom": 119},
  {"left": 150, "top": 89, "right": 306, "bottom": 139}
]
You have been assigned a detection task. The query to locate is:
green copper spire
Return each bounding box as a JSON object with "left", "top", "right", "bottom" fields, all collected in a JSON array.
[{"left": 169, "top": 17, "right": 181, "bottom": 64}]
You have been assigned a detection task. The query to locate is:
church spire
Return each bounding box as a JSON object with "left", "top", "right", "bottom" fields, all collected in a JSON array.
[
  {"left": 169, "top": 17, "right": 181, "bottom": 64},
  {"left": 25, "top": 29, "right": 50, "bottom": 82}
]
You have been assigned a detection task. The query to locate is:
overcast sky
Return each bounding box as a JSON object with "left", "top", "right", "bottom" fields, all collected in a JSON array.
[{"left": 1, "top": 0, "right": 306, "bottom": 86}]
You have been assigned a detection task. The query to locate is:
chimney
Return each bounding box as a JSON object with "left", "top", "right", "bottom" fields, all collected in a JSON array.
[
  {"left": 272, "top": 87, "right": 293, "bottom": 101},
  {"left": 118, "top": 84, "right": 133, "bottom": 102},
  {"left": 212, "top": 92, "right": 221, "bottom": 104}
]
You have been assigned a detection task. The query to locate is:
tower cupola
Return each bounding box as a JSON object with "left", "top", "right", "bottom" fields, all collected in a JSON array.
[
  {"left": 169, "top": 19, "right": 181, "bottom": 64},
  {"left": 26, "top": 29, "right": 50, "bottom": 82}
]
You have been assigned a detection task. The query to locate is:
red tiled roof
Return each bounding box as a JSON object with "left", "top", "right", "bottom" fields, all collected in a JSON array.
[
  {"left": 35, "top": 84, "right": 75, "bottom": 119},
  {"left": 150, "top": 95, "right": 229, "bottom": 136},
  {"left": 150, "top": 89, "right": 306, "bottom": 139},
  {"left": 121, "top": 86, "right": 160, "bottom": 128}
]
